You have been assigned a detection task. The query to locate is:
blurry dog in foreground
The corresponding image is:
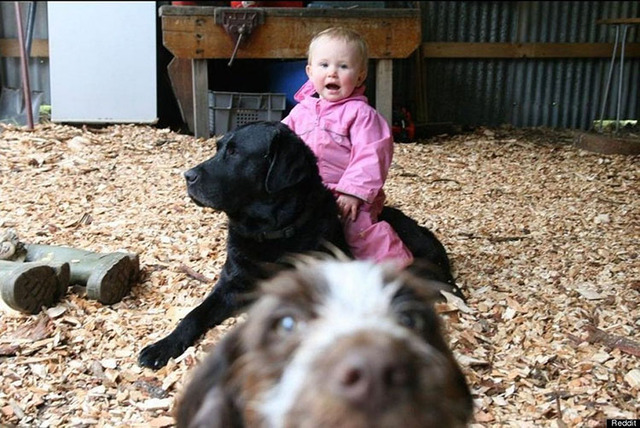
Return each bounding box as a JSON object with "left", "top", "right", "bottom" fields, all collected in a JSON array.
[{"left": 175, "top": 256, "right": 473, "bottom": 428}]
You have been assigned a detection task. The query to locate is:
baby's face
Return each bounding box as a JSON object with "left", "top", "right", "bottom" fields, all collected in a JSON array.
[{"left": 306, "top": 37, "right": 366, "bottom": 102}]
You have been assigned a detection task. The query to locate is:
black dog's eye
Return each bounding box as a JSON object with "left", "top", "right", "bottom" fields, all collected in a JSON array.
[{"left": 226, "top": 146, "right": 237, "bottom": 156}]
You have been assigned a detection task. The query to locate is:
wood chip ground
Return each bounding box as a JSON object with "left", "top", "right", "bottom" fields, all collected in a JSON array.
[{"left": 0, "top": 123, "right": 638, "bottom": 427}]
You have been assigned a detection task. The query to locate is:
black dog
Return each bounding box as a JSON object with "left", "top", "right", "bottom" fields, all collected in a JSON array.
[{"left": 138, "top": 121, "right": 462, "bottom": 370}]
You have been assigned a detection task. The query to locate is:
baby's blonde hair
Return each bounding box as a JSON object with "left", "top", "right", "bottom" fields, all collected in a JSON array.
[{"left": 307, "top": 27, "right": 369, "bottom": 74}]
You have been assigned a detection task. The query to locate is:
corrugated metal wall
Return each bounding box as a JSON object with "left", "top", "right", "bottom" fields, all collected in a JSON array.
[
  {"left": 1, "top": 2, "right": 638, "bottom": 130},
  {"left": 0, "top": 2, "right": 50, "bottom": 104},
  {"left": 422, "top": 1, "right": 640, "bottom": 130}
]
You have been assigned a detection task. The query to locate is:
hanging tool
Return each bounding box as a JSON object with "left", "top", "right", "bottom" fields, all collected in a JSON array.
[
  {"left": 227, "top": 25, "right": 248, "bottom": 67},
  {"left": 215, "top": 8, "right": 264, "bottom": 67}
]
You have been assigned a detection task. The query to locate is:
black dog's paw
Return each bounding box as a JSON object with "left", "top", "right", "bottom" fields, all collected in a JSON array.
[
  {"left": 446, "top": 282, "right": 467, "bottom": 302},
  {"left": 406, "top": 259, "right": 467, "bottom": 302},
  {"left": 138, "top": 337, "right": 187, "bottom": 370}
]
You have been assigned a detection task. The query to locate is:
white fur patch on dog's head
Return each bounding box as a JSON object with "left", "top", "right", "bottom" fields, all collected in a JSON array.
[{"left": 258, "top": 260, "right": 409, "bottom": 425}]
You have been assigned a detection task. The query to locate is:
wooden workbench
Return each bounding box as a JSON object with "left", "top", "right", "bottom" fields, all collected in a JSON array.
[{"left": 159, "top": 5, "right": 421, "bottom": 138}]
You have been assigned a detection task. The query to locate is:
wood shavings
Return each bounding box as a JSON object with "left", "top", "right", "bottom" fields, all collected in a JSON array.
[
  {"left": 585, "top": 325, "right": 640, "bottom": 358},
  {"left": 1, "top": 123, "right": 638, "bottom": 425},
  {"left": 625, "top": 369, "right": 640, "bottom": 389}
]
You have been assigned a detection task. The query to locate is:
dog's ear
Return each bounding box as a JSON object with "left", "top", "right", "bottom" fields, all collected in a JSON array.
[
  {"left": 174, "top": 328, "right": 244, "bottom": 428},
  {"left": 265, "top": 123, "right": 314, "bottom": 194},
  {"left": 182, "top": 387, "right": 240, "bottom": 428}
]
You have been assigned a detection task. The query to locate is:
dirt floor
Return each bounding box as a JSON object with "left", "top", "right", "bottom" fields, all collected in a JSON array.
[{"left": 0, "top": 122, "right": 638, "bottom": 427}]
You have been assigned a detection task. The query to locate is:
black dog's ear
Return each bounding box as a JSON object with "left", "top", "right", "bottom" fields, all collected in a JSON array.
[
  {"left": 174, "top": 328, "right": 244, "bottom": 428},
  {"left": 265, "top": 123, "right": 313, "bottom": 194}
]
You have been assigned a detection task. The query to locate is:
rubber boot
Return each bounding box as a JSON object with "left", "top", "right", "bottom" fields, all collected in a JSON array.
[
  {"left": 51, "top": 262, "right": 71, "bottom": 301},
  {"left": 24, "top": 244, "right": 139, "bottom": 305},
  {"left": 0, "top": 260, "right": 70, "bottom": 314}
]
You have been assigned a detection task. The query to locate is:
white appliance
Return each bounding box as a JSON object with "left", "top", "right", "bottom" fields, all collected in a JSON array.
[{"left": 48, "top": 1, "right": 157, "bottom": 123}]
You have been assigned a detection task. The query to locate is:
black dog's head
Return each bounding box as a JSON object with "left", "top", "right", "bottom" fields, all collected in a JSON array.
[
  {"left": 174, "top": 257, "right": 473, "bottom": 428},
  {"left": 184, "top": 121, "right": 319, "bottom": 217}
]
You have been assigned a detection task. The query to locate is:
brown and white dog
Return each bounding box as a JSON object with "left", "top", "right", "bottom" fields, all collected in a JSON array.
[{"left": 175, "top": 256, "right": 473, "bottom": 428}]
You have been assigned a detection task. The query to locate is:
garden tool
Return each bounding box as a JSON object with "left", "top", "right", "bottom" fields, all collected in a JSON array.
[
  {"left": 24, "top": 244, "right": 139, "bottom": 305},
  {"left": 0, "top": 2, "right": 41, "bottom": 127}
]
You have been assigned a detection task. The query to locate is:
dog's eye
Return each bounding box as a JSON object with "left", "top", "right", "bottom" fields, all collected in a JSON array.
[
  {"left": 226, "top": 146, "right": 236, "bottom": 156},
  {"left": 398, "top": 310, "right": 426, "bottom": 332},
  {"left": 273, "top": 315, "right": 302, "bottom": 337}
]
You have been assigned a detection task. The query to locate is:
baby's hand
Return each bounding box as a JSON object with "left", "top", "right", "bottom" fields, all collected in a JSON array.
[{"left": 336, "top": 194, "right": 361, "bottom": 222}]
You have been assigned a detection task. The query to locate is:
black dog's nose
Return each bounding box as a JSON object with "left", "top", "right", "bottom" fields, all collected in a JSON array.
[{"left": 184, "top": 168, "right": 199, "bottom": 184}]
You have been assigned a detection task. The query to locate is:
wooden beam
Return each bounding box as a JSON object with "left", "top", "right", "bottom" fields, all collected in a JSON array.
[
  {"left": 596, "top": 18, "right": 640, "bottom": 25},
  {"left": 0, "top": 38, "right": 49, "bottom": 57},
  {"left": 160, "top": 7, "right": 420, "bottom": 59},
  {"left": 422, "top": 42, "right": 640, "bottom": 59}
]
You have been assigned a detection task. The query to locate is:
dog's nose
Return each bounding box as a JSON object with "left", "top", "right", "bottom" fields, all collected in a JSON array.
[
  {"left": 184, "top": 168, "right": 199, "bottom": 184},
  {"left": 330, "top": 345, "right": 411, "bottom": 409}
]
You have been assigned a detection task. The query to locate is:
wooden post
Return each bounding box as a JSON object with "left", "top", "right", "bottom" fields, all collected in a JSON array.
[
  {"left": 192, "top": 59, "right": 209, "bottom": 139},
  {"left": 376, "top": 59, "right": 393, "bottom": 126}
]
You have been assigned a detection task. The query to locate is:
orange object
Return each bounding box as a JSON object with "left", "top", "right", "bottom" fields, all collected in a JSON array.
[{"left": 392, "top": 107, "right": 415, "bottom": 143}]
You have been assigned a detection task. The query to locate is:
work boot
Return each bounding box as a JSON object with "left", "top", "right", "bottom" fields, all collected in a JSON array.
[
  {"left": 0, "top": 260, "right": 70, "bottom": 314},
  {"left": 24, "top": 244, "right": 139, "bottom": 305}
]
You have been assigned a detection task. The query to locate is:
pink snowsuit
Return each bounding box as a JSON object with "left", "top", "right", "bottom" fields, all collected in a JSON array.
[{"left": 282, "top": 80, "right": 413, "bottom": 268}]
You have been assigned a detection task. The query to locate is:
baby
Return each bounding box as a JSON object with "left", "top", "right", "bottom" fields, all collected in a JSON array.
[{"left": 282, "top": 27, "right": 413, "bottom": 268}]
